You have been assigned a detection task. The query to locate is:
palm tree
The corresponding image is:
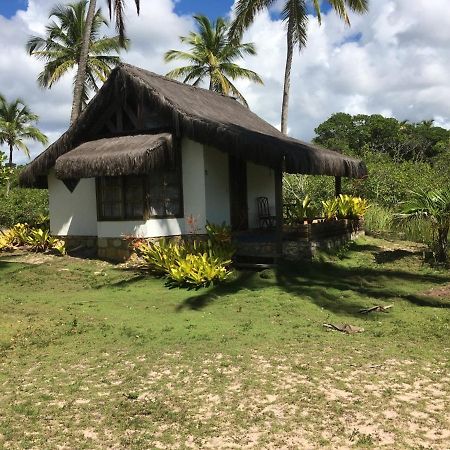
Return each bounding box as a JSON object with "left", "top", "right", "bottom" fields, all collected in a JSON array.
[
  {"left": 0, "top": 96, "right": 48, "bottom": 194},
  {"left": 27, "top": 1, "right": 128, "bottom": 120},
  {"left": 164, "top": 15, "right": 263, "bottom": 106},
  {"left": 230, "top": 0, "right": 369, "bottom": 134},
  {"left": 72, "top": 0, "right": 140, "bottom": 124},
  {"left": 400, "top": 189, "right": 450, "bottom": 263},
  {"left": 107, "top": 0, "right": 140, "bottom": 44}
]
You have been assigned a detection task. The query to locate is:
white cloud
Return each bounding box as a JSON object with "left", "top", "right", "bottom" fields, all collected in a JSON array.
[{"left": 0, "top": 0, "right": 449, "bottom": 165}]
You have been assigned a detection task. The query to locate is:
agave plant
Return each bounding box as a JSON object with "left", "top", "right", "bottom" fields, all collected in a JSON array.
[{"left": 399, "top": 189, "right": 450, "bottom": 263}]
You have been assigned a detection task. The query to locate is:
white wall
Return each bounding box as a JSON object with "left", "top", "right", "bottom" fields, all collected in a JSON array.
[
  {"left": 204, "top": 146, "right": 230, "bottom": 225},
  {"left": 96, "top": 138, "right": 207, "bottom": 238},
  {"left": 247, "top": 162, "right": 276, "bottom": 228},
  {"left": 97, "top": 139, "right": 206, "bottom": 237},
  {"left": 48, "top": 139, "right": 276, "bottom": 237},
  {"left": 48, "top": 169, "right": 97, "bottom": 236}
]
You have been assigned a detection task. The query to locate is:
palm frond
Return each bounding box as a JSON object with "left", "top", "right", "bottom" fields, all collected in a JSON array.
[
  {"left": 164, "top": 13, "right": 263, "bottom": 99},
  {"left": 229, "top": 0, "right": 275, "bottom": 41}
]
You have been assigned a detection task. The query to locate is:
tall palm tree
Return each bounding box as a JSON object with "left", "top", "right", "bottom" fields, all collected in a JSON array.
[
  {"left": 230, "top": 0, "right": 369, "bottom": 134},
  {"left": 27, "top": 1, "right": 128, "bottom": 121},
  {"left": 164, "top": 15, "right": 263, "bottom": 106},
  {"left": 0, "top": 96, "right": 48, "bottom": 194},
  {"left": 72, "top": 0, "right": 140, "bottom": 124}
]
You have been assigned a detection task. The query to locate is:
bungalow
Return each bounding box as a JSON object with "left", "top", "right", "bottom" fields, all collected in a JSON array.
[{"left": 20, "top": 64, "right": 367, "bottom": 260}]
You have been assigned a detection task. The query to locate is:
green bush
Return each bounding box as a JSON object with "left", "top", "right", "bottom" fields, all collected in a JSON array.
[
  {"left": 135, "top": 222, "right": 235, "bottom": 289},
  {"left": 0, "top": 223, "right": 65, "bottom": 255},
  {"left": 363, "top": 203, "right": 438, "bottom": 247},
  {"left": 348, "top": 152, "right": 444, "bottom": 207},
  {"left": 0, "top": 188, "right": 49, "bottom": 228},
  {"left": 319, "top": 195, "right": 369, "bottom": 221},
  {"left": 284, "top": 149, "right": 448, "bottom": 211}
]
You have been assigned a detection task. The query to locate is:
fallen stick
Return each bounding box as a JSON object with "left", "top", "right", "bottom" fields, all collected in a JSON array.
[
  {"left": 323, "top": 323, "right": 364, "bottom": 334},
  {"left": 359, "top": 305, "right": 393, "bottom": 314}
]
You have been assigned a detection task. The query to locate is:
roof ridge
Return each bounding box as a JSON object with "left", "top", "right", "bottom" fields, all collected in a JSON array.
[{"left": 119, "top": 63, "right": 245, "bottom": 103}]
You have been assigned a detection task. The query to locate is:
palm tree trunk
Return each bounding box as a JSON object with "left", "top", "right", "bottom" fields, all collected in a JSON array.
[
  {"left": 436, "top": 225, "right": 449, "bottom": 263},
  {"left": 6, "top": 143, "right": 13, "bottom": 196},
  {"left": 70, "top": 0, "right": 96, "bottom": 124},
  {"left": 281, "top": 20, "right": 294, "bottom": 135},
  {"left": 8, "top": 143, "right": 13, "bottom": 167}
]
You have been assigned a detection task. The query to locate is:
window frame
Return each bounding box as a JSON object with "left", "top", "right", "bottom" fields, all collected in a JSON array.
[{"left": 96, "top": 151, "right": 183, "bottom": 222}]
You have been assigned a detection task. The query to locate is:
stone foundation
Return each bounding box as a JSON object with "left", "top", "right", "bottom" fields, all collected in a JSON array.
[
  {"left": 97, "top": 237, "right": 132, "bottom": 262},
  {"left": 59, "top": 220, "right": 363, "bottom": 263},
  {"left": 59, "top": 234, "right": 206, "bottom": 262},
  {"left": 62, "top": 236, "right": 97, "bottom": 251},
  {"left": 234, "top": 219, "right": 365, "bottom": 262}
]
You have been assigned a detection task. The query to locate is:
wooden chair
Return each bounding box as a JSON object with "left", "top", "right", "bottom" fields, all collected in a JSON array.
[{"left": 257, "top": 197, "right": 276, "bottom": 229}]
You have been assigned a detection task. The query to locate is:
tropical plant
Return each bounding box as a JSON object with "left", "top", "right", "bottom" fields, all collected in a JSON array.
[
  {"left": 322, "top": 198, "right": 339, "bottom": 221},
  {"left": 322, "top": 195, "right": 368, "bottom": 220},
  {"left": 167, "top": 253, "right": 231, "bottom": 288},
  {"left": 26, "top": 228, "right": 65, "bottom": 255},
  {"left": 0, "top": 96, "right": 48, "bottom": 194},
  {"left": 399, "top": 189, "right": 450, "bottom": 263},
  {"left": 0, "top": 223, "right": 65, "bottom": 255},
  {"left": 27, "top": 1, "right": 128, "bottom": 117},
  {"left": 205, "top": 221, "right": 235, "bottom": 260},
  {"left": 2, "top": 223, "right": 31, "bottom": 247},
  {"left": 230, "top": 0, "right": 368, "bottom": 133},
  {"left": 164, "top": 15, "right": 263, "bottom": 106},
  {"left": 70, "top": 0, "right": 140, "bottom": 123},
  {"left": 135, "top": 222, "right": 235, "bottom": 288}
]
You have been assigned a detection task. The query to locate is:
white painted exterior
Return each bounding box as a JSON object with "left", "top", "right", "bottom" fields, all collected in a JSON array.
[
  {"left": 48, "top": 169, "right": 97, "bottom": 236},
  {"left": 48, "top": 138, "right": 275, "bottom": 238}
]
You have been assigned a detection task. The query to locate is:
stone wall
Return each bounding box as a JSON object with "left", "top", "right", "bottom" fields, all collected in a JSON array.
[
  {"left": 97, "top": 237, "right": 132, "bottom": 262},
  {"left": 235, "top": 219, "right": 365, "bottom": 262},
  {"left": 60, "top": 234, "right": 206, "bottom": 263}
]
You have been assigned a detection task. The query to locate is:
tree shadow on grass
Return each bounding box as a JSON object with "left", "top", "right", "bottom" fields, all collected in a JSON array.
[
  {"left": 374, "top": 249, "right": 422, "bottom": 264},
  {"left": 177, "top": 258, "right": 450, "bottom": 315},
  {"left": 275, "top": 260, "right": 450, "bottom": 317},
  {"left": 176, "top": 271, "right": 258, "bottom": 311}
]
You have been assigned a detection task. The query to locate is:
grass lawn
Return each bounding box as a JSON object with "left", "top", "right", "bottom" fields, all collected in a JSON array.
[{"left": 0, "top": 236, "right": 449, "bottom": 449}]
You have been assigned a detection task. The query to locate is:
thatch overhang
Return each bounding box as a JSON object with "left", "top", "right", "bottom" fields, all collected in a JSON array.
[
  {"left": 20, "top": 63, "right": 367, "bottom": 188},
  {"left": 54, "top": 133, "right": 173, "bottom": 179}
]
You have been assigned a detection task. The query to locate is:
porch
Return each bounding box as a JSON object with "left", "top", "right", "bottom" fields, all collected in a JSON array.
[{"left": 233, "top": 218, "right": 364, "bottom": 264}]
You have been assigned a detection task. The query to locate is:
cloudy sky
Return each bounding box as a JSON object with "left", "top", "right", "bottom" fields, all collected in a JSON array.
[{"left": 1, "top": 0, "right": 449, "bottom": 164}]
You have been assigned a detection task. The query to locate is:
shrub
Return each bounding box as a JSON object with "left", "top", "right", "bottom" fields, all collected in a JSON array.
[
  {"left": 321, "top": 195, "right": 369, "bottom": 221},
  {"left": 166, "top": 253, "right": 231, "bottom": 288},
  {"left": 0, "top": 188, "right": 49, "bottom": 228},
  {"left": 398, "top": 189, "right": 450, "bottom": 263},
  {"left": 26, "top": 228, "right": 65, "bottom": 255},
  {"left": 0, "top": 223, "right": 65, "bottom": 255},
  {"left": 135, "top": 222, "right": 235, "bottom": 288}
]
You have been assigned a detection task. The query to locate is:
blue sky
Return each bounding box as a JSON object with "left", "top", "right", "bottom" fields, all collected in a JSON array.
[
  {"left": 0, "top": 0, "right": 233, "bottom": 19},
  {"left": 0, "top": 0, "right": 27, "bottom": 18}
]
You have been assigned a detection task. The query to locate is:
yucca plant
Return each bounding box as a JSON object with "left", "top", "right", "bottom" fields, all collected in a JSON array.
[{"left": 399, "top": 189, "right": 450, "bottom": 263}]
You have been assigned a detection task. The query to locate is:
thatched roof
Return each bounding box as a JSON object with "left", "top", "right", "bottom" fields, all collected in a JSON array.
[
  {"left": 55, "top": 134, "right": 173, "bottom": 179},
  {"left": 20, "top": 63, "right": 367, "bottom": 187}
]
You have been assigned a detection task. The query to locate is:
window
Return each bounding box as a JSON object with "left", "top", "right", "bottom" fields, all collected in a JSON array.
[{"left": 97, "top": 168, "right": 182, "bottom": 221}]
